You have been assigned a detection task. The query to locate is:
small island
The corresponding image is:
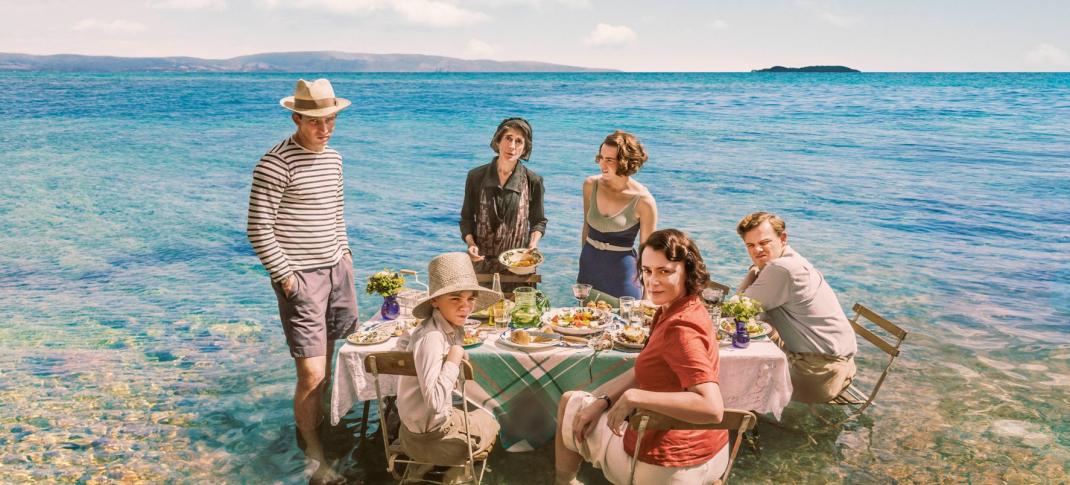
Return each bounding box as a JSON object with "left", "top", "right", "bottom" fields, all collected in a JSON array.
[{"left": 752, "top": 65, "right": 860, "bottom": 73}]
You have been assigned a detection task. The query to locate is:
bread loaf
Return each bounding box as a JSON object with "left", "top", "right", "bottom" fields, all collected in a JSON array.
[{"left": 512, "top": 329, "right": 531, "bottom": 345}]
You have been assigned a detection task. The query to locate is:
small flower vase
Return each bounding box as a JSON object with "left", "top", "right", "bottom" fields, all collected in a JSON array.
[
  {"left": 732, "top": 318, "right": 750, "bottom": 349},
  {"left": 380, "top": 295, "right": 400, "bottom": 320}
]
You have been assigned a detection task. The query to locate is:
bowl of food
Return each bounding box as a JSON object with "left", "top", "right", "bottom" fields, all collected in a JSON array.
[{"left": 498, "top": 248, "right": 543, "bottom": 275}]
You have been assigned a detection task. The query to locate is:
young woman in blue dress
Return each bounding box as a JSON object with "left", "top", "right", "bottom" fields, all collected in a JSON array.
[{"left": 577, "top": 131, "right": 658, "bottom": 299}]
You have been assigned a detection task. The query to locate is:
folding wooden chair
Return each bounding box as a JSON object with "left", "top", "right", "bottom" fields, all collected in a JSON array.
[
  {"left": 627, "top": 409, "right": 757, "bottom": 485},
  {"left": 825, "top": 303, "right": 907, "bottom": 427},
  {"left": 706, "top": 279, "right": 731, "bottom": 296},
  {"left": 475, "top": 273, "right": 541, "bottom": 289},
  {"left": 364, "top": 351, "right": 492, "bottom": 484},
  {"left": 585, "top": 288, "right": 619, "bottom": 308}
]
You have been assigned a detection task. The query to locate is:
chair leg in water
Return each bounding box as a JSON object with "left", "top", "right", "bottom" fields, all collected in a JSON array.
[
  {"left": 756, "top": 412, "right": 818, "bottom": 445},
  {"left": 744, "top": 422, "right": 762, "bottom": 455}
]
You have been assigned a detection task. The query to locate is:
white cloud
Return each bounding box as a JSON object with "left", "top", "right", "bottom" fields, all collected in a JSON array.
[
  {"left": 467, "top": 39, "right": 497, "bottom": 58},
  {"left": 259, "top": 0, "right": 384, "bottom": 14},
  {"left": 584, "top": 23, "right": 637, "bottom": 47},
  {"left": 794, "top": 0, "right": 861, "bottom": 28},
  {"left": 72, "top": 18, "right": 147, "bottom": 34},
  {"left": 1026, "top": 43, "right": 1069, "bottom": 66},
  {"left": 150, "top": 0, "right": 227, "bottom": 9},
  {"left": 711, "top": 19, "right": 728, "bottom": 30},
  {"left": 392, "top": 0, "right": 490, "bottom": 27},
  {"left": 259, "top": 0, "right": 489, "bottom": 26}
]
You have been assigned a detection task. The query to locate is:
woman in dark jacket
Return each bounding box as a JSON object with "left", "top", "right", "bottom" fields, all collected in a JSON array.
[{"left": 459, "top": 117, "right": 547, "bottom": 288}]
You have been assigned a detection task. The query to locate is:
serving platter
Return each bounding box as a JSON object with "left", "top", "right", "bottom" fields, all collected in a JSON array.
[
  {"left": 541, "top": 307, "right": 611, "bottom": 335},
  {"left": 346, "top": 329, "right": 393, "bottom": 346}
]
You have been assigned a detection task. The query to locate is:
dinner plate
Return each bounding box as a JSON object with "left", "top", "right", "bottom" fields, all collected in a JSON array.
[
  {"left": 718, "top": 318, "right": 773, "bottom": 339},
  {"left": 612, "top": 336, "right": 646, "bottom": 351},
  {"left": 497, "top": 329, "right": 561, "bottom": 351},
  {"left": 541, "top": 307, "right": 611, "bottom": 336},
  {"left": 346, "top": 330, "right": 393, "bottom": 346},
  {"left": 611, "top": 328, "right": 649, "bottom": 350}
]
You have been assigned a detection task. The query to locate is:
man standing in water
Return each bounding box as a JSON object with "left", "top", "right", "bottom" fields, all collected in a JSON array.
[{"left": 247, "top": 79, "right": 356, "bottom": 484}]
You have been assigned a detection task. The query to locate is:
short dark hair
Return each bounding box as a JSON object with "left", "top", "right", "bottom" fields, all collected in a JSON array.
[
  {"left": 637, "top": 228, "right": 709, "bottom": 297},
  {"left": 490, "top": 117, "right": 533, "bottom": 161}
]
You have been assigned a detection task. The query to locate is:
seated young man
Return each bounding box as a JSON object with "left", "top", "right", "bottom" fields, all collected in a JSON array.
[
  {"left": 395, "top": 253, "right": 501, "bottom": 474},
  {"left": 735, "top": 212, "right": 858, "bottom": 403}
]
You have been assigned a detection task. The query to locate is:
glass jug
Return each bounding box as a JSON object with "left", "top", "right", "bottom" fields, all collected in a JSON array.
[{"left": 510, "top": 286, "right": 543, "bottom": 328}]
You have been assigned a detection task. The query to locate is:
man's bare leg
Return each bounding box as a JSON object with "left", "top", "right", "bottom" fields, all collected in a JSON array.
[{"left": 295, "top": 355, "right": 341, "bottom": 482}]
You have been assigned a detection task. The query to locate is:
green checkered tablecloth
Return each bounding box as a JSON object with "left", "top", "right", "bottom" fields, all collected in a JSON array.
[{"left": 464, "top": 335, "right": 636, "bottom": 451}]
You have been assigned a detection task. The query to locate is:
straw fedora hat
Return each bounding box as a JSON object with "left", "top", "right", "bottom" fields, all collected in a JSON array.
[
  {"left": 279, "top": 78, "right": 351, "bottom": 117},
  {"left": 412, "top": 253, "right": 501, "bottom": 320}
]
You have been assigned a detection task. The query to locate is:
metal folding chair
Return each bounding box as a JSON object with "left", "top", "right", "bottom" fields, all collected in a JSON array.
[
  {"left": 364, "top": 351, "right": 492, "bottom": 484},
  {"left": 627, "top": 409, "right": 758, "bottom": 485}
]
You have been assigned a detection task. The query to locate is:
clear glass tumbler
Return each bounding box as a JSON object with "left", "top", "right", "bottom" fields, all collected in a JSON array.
[{"left": 618, "top": 296, "right": 636, "bottom": 324}]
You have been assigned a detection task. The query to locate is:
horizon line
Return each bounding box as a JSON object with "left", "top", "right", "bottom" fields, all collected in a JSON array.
[{"left": 2, "top": 51, "right": 1068, "bottom": 74}]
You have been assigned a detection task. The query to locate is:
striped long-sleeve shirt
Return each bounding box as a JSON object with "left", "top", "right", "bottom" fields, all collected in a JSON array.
[{"left": 247, "top": 137, "right": 350, "bottom": 283}]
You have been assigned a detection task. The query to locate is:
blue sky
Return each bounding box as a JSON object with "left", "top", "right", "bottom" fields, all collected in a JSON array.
[{"left": 2, "top": 0, "right": 1069, "bottom": 71}]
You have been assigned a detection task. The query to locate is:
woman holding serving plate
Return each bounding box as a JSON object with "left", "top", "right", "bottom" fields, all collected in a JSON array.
[
  {"left": 459, "top": 117, "right": 547, "bottom": 292},
  {"left": 554, "top": 229, "right": 729, "bottom": 485}
]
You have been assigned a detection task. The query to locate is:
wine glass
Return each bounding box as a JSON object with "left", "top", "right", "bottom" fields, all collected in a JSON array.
[
  {"left": 701, "top": 288, "right": 724, "bottom": 326},
  {"left": 571, "top": 283, "right": 592, "bottom": 308},
  {"left": 701, "top": 288, "right": 724, "bottom": 338}
]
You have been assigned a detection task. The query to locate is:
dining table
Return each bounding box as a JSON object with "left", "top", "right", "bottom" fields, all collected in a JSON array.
[{"left": 330, "top": 313, "right": 793, "bottom": 452}]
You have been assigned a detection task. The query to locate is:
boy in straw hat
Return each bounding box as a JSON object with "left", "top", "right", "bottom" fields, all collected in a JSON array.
[
  {"left": 395, "top": 252, "right": 502, "bottom": 479},
  {"left": 247, "top": 78, "right": 354, "bottom": 483}
]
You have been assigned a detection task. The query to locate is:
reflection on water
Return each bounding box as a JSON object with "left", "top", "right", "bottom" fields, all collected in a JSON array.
[{"left": 1, "top": 72, "right": 1069, "bottom": 482}]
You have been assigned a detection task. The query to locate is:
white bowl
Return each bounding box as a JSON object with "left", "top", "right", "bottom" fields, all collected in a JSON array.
[{"left": 498, "top": 248, "right": 543, "bottom": 275}]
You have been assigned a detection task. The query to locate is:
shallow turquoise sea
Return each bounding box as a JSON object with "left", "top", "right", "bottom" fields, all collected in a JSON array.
[{"left": 1, "top": 72, "right": 1068, "bottom": 483}]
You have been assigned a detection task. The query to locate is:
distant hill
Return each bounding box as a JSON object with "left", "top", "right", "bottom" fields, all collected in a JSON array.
[
  {"left": 752, "top": 65, "right": 860, "bottom": 73},
  {"left": 0, "top": 51, "right": 616, "bottom": 73}
]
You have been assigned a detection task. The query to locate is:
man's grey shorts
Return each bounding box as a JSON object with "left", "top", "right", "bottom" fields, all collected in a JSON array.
[{"left": 271, "top": 256, "right": 359, "bottom": 358}]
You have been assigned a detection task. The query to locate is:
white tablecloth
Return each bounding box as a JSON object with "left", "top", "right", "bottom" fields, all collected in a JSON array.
[{"left": 330, "top": 326, "right": 792, "bottom": 426}]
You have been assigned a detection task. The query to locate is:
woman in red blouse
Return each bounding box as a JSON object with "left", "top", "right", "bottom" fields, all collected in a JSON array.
[{"left": 554, "top": 228, "right": 728, "bottom": 484}]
